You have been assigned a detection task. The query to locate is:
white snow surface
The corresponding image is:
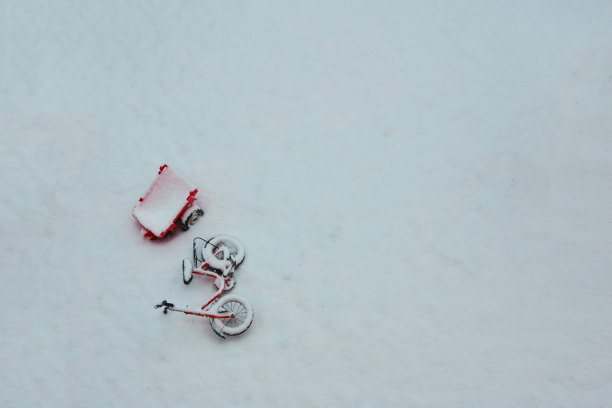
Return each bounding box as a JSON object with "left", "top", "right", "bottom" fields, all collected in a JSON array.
[
  {"left": 1, "top": 1, "right": 612, "bottom": 407},
  {"left": 132, "top": 166, "right": 196, "bottom": 237}
]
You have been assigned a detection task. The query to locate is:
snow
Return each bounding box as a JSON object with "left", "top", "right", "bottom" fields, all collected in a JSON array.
[
  {"left": 182, "top": 259, "right": 193, "bottom": 285},
  {"left": 132, "top": 166, "right": 196, "bottom": 237},
  {"left": 2, "top": 1, "right": 612, "bottom": 406},
  {"left": 202, "top": 235, "right": 246, "bottom": 274}
]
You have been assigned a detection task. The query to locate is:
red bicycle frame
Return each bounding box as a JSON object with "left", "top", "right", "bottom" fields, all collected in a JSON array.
[{"left": 163, "top": 252, "right": 235, "bottom": 319}]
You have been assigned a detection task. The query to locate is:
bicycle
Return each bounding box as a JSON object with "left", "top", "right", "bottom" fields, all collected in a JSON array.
[{"left": 155, "top": 235, "right": 253, "bottom": 338}]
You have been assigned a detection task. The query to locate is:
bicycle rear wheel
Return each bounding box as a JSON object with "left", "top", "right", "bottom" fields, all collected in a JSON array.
[{"left": 203, "top": 235, "right": 245, "bottom": 266}]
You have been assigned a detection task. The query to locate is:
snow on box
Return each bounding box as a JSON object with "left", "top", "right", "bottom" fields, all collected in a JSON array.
[{"left": 132, "top": 165, "right": 197, "bottom": 238}]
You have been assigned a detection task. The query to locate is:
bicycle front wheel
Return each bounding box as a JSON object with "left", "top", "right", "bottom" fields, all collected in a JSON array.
[{"left": 210, "top": 295, "right": 253, "bottom": 336}]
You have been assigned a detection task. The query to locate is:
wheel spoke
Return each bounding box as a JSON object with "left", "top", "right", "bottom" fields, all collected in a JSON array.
[
  {"left": 214, "top": 296, "right": 250, "bottom": 334},
  {"left": 222, "top": 300, "right": 241, "bottom": 327}
]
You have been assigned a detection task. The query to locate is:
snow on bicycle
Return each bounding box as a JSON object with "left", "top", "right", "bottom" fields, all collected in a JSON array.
[{"left": 155, "top": 235, "right": 253, "bottom": 339}]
